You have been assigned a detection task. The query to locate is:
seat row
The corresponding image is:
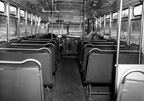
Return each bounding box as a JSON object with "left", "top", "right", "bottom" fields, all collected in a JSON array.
[
  {"left": 0, "top": 35, "right": 59, "bottom": 101},
  {"left": 77, "top": 39, "right": 139, "bottom": 100}
]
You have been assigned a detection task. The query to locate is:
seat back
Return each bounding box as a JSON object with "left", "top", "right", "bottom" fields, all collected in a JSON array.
[
  {"left": 0, "top": 48, "right": 53, "bottom": 86},
  {"left": 0, "top": 59, "right": 44, "bottom": 101},
  {"left": 86, "top": 48, "right": 115, "bottom": 84},
  {"left": 119, "top": 50, "right": 139, "bottom": 64},
  {"left": 116, "top": 65, "right": 144, "bottom": 101},
  {"left": 10, "top": 43, "right": 57, "bottom": 73}
]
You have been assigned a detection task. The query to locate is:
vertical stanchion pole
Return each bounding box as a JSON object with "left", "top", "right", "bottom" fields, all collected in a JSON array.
[
  {"left": 109, "top": 13, "right": 112, "bottom": 39},
  {"left": 6, "top": 3, "right": 10, "bottom": 42},
  {"left": 115, "top": 0, "right": 123, "bottom": 100},
  {"left": 139, "top": 1, "right": 144, "bottom": 64},
  {"left": 83, "top": 0, "right": 86, "bottom": 39},
  {"left": 51, "top": 0, "right": 54, "bottom": 39}
]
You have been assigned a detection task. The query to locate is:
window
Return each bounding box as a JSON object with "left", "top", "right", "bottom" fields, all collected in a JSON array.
[
  {"left": 0, "top": 16, "right": 7, "bottom": 41},
  {"left": 33, "top": 15, "right": 36, "bottom": 21},
  {"left": 120, "top": 21, "right": 128, "bottom": 42},
  {"left": 69, "top": 24, "right": 82, "bottom": 35},
  {"left": 27, "top": 13, "right": 31, "bottom": 19},
  {"left": 32, "top": 22, "right": 35, "bottom": 35},
  {"left": 27, "top": 21, "right": 31, "bottom": 36},
  {"left": 101, "top": 16, "right": 104, "bottom": 22},
  {"left": 20, "top": 10, "right": 25, "bottom": 17},
  {"left": 113, "top": 12, "right": 118, "bottom": 19},
  {"left": 106, "top": 15, "right": 110, "bottom": 19},
  {"left": 130, "top": 19, "right": 141, "bottom": 45},
  {"left": 20, "top": 20, "right": 26, "bottom": 37},
  {"left": 0, "top": 1, "right": 5, "bottom": 13},
  {"left": 122, "top": 9, "right": 129, "bottom": 18},
  {"left": 39, "top": 23, "right": 47, "bottom": 34},
  {"left": 10, "top": 18, "right": 18, "bottom": 39},
  {"left": 134, "top": 5, "right": 142, "bottom": 16},
  {"left": 49, "top": 23, "right": 67, "bottom": 35},
  {"left": 10, "top": 5, "right": 17, "bottom": 15},
  {"left": 97, "top": 18, "right": 100, "bottom": 23}
]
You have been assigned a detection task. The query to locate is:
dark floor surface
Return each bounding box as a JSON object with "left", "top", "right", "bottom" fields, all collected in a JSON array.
[
  {"left": 47, "top": 57, "right": 86, "bottom": 101},
  {"left": 46, "top": 57, "right": 111, "bottom": 101}
]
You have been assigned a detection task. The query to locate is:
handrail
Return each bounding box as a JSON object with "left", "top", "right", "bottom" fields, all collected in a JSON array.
[
  {"left": 0, "top": 47, "right": 51, "bottom": 56},
  {"left": 0, "top": 59, "right": 42, "bottom": 70}
]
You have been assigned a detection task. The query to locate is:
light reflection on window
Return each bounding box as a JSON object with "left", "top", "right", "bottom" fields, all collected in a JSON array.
[
  {"left": 134, "top": 5, "right": 142, "bottom": 16},
  {"left": 10, "top": 5, "right": 17, "bottom": 15},
  {"left": 27, "top": 13, "right": 31, "bottom": 19},
  {"left": 20, "top": 10, "right": 25, "bottom": 17},
  {"left": 0, "top": 1, "right": 5, "bottom": 12},
  {"left": 113, "top": 12, "right": 118, "bottom": 19},
  {"left": 122, "top": 9, "right": 129, "bottom": 18}
]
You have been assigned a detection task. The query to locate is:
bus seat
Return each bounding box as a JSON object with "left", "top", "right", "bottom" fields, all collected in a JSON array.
[
  {"left": 0, "top": 59, "right": 47, "bottom": 101},
  {"left": 116, "top": 64, "right": 144, "bottom": 101},
  {"left": 10, "top": 43, "right": 57, "bottom": 74},
  {"left": 85, "top": 48, "right": 115, "bottom": 100},
  {"left": 0, "top": 48, "right": 53, "bottom": 87}
]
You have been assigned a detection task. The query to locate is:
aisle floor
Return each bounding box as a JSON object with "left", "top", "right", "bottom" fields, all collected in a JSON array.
[{"left": 47, "top": 57, "right": 86, "bottom": 101}]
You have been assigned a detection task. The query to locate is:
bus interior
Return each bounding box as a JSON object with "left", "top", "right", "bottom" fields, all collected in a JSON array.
[{"left": 0, "top": 0, "right": 144, "bottom": 101}]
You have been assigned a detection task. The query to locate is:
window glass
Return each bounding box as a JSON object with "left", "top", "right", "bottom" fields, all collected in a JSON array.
[
  {"left": 27, "top": 21, "right": 31, "bottom": 36},
  {"left": 69, "top": 24, "right": 82, "bottom": 35},
  {"left": 10, "top": 5, "right": 17, "bottom": 15},
  {"left": 122, "top": 9, "right": 129, "bottom": 18},
  {"left": 20, "top": 10, "right": 25, "bottom": 17},
  {"left": 0, "top": 16, "right": 7, "bottom": 41},
  {"left": 27, "top": 13, "right": 31, "bottom": 19},
  {"left": 33, "top": 15, "right": 36, "bottom": 21},
  {"left": 97, "top": 18, "right": 100, "bottom": 23},
  {"left": 120, "top": 21, "right": 128, "bottom": 41},
  {"left": 39, "top": 23, "right": 47, "bottom": 34},
  {"left": 105, "top": 20, "right": 110, "bottom": 35},
  {"left": 130, "top": 19, "right": 141, "bottom": 45},
  {"left": 101, "top": 17, "right": 104, "bottom": 22},
  {"left": 49, "top": 23, "right": 67, "bottom": 35},
  {"left": 111, "top": 21, "right": 117, "bottom": 39},
  {"left": 20, "top": 20, "right": 25, "bottom": 37},
  {"left": 0, "top": 1, "right": 5, "bottom": 12},
  {"left": 134, "top": 5, "right": 142, "bottom": 16},
  {"left": 100, "top": 22, "right": 104, "bottom": 36},
  {"left": 113, "top": 12, "right": 118, "bottom": 19},
  {"left": 32, "top": 22, "right": 35, "bottom": 35},
  {"left": 10, "top": 18, "right": 18, "bottom": 39},
  {"left": 106, "top": 15, "right": 110, "bottom": 19}
]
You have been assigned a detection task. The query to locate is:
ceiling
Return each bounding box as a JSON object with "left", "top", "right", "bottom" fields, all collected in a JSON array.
[{"left": 11, "top": 0, "right": 140, "bottom": 23}]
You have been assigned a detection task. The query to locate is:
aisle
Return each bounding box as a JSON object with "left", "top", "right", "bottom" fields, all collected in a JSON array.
[{"left": 52, "top": 57, "right": 86, "bottom": 101}]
